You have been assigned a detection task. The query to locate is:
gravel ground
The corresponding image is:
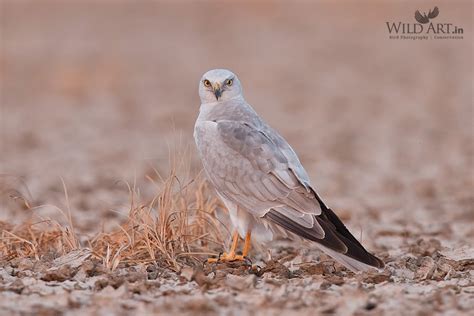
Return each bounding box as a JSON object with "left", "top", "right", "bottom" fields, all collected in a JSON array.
[{"left": 1, "top": 1, "right": 473, "bottom": 315}]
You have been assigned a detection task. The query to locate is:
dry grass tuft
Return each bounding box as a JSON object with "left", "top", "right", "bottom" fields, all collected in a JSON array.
[
  {"left": 0, "top": 162, "right": 228, "bottom": 271},
  {"left": 89, "top": 171, "right": 227, "bottom": 271},
  {"left": 0, "top": 219, "right": 79, "bottom": 261}
]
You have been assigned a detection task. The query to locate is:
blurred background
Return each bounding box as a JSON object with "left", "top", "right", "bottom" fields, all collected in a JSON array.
[{"left": 1, "top": 1, "right": 472, "bottom": 246}]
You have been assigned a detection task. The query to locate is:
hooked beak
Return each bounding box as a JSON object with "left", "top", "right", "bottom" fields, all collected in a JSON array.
[{"left": 212, "top": 83, "right": 222, "bottom": 100}]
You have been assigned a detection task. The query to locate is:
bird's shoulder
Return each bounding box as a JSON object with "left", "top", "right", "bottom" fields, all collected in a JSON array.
[{"left": 214, "top": 118, "right": 312, "bottom": 187}]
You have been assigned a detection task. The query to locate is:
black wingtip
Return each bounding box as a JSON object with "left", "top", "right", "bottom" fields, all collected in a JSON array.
[
  {"left": 320, "top": 207, "right": 384, "bottom": 268},
  {"left": 265, "top": 206, "right": 385, "bottom": 269},
  {"left": 264, "top": 186, "right": 384, "bottom": 269}
]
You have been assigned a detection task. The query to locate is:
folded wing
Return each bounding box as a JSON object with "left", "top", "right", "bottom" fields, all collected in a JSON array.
[{"left": 214, "top": 119, "right": 384, "bottom": 270}]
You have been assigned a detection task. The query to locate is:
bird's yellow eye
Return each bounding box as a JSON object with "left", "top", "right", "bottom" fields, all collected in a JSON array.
[
  {"left": 225, "top": 79, "right": 233, "bottom": 86},
  {"left": 203, "top": 79, "right": 211, "bottom": 87}
]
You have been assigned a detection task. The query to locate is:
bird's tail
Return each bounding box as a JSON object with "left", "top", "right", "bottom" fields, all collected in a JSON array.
[
  {"left": 315, "top": 242, "right": 383, "bottom": 273},
  {"left": 265, "top": 201, "right": 385, "bottom": 272},
  {"left": 316, "top": 207, "right": 385, "bottom": 272}
]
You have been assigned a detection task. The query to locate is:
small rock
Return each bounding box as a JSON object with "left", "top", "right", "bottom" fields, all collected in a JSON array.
[
  {"left": 225, "top": 274, "right": 256, "bottom": 291},
  {"left": 146, "top": 265, "right": 175, "bottom": 280},
  {"left": 6, "top": 279, "right": 25, "bottom": 294},
  {"left": 393, "top": 268, "right": 415, "bottom": 280},
  {"left": 462, "top": 286, "right": 474, "bottom": 293},
  {"left": 16, "top": 258, "right": 35, "bottom": 271},
  {"left": 180, "top": 267, "right": 194, "bottom": 282},
  {"left": 81, "top": 259, "right": 106, "bottom": 277},
  {"left": 409, "top": 238, "right": 442, "bottom": 256},
  {"left": 364, "top": 296, "right": 378, "bottom": 310},
  {"left": 291, "top": 255, "right": 303, "bottom": 265},
  {"left": 262, "top": 274, "right": 286, "bottom": 286},
  {"left": 320, "top": 274, "right": 345, "bottom": 289},
  {"left": 41, "top": 265, "right": 77, "bottom": 282},
  {"left": 320, "top": 281, "right": 332, "bottom": 290},
  {"left": 433, "top": 260, "right": 454, "bottom": 280},
  {"left": 299, "top": 261, "right": 336, "bottom": 276},
  {"left": 4, "top": 265, "right": 14, "bottom": 276},
  {"left": 193, "top": 269, "right": 215, "bottom": 290},
  {"left": 50, "top": 249, "right": 92, "bottom": 270},
  {"left": 359, "top": 270, "right": 391, "bottom": 284},
  {"left": 259, "top": 260, "right": 291, "bottom": 278},
  {"left": 440, "top": 246, "right": 474, "bottom": 261},
  {"left": 323, "top": 275, "right": 345, "bottom": 286},
  {"left": 94, "top": 278, "right": 110, "bottom": 291},
  {"left": 299, "top": 262, "right": 324, "bottom": 275},
  {"left": 415, "top": 256, "right": 436, "bottom": 280},
  {"left": 97, "top": 284, "right": 127, "bottom": 298}
]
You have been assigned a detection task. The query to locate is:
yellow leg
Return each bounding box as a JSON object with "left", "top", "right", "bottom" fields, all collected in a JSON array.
[
  {"left": 208, "top": 230, "right": 250, "bottom": 263},
  {"left": 228, "top": 230, "right": 239, "bottom": 256},
  {"left": 242, "top": 231, "right": 252, "bottom": 257}
]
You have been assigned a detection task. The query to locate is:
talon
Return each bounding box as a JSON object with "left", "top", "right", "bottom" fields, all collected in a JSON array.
[
  {"left": 218, "top": 253, "right": 244, "bottom": 262},
  {"left": 207, "top": 252, "right": 224, "bottom": 264},
  {"left": 231, "top": 255, "right": 245, "bottom": 261},
  {"left": 205, "top": 230, "right": 253, "bottom": 264}
]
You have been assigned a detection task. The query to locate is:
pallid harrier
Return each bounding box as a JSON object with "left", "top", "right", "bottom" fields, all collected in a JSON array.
[{"left": 194, "top": 69, "right": 384, "bottom": 272}]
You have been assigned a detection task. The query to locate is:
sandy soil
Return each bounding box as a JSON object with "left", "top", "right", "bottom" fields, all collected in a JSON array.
[{"left": 1, "top": 1, "right": 473, "bottom": 315}]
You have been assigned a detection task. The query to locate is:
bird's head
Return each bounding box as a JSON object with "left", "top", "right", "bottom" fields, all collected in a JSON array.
[{"left": 199, "top": 69, "right": 243, "bottom": 104}]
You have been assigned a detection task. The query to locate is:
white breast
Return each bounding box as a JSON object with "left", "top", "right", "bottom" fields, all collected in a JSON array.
[{"left": 194, "top": 119, "right": 276, "bottom": 245}]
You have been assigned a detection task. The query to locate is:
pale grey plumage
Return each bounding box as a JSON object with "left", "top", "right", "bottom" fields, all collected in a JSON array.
[
  {"left": 195, "top": 91, "right": 321, "bottom": 232},
  {"left": 194, "top": 69, "right": 384, "bottom": 272}
]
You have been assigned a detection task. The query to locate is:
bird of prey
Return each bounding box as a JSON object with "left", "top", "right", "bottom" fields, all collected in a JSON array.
[{"left": 194, "top": 69, "right": 384, "bottom": 272}]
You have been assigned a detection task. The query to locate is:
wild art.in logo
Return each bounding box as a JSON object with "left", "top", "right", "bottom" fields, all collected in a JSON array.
[
  {"left": 386, "top": 7, "right": 464, "bottom": 40},
  {"left": 414, "top": 6, "right": 439, "bottom": 24}
]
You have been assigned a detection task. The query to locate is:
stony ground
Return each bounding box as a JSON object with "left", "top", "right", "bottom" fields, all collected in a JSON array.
[
  {"left": 1, "top": 1, "right": 473, "bottom": 315},
  {"left": 0, "top": 240, "right": 473, "bottom": 315}
]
